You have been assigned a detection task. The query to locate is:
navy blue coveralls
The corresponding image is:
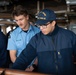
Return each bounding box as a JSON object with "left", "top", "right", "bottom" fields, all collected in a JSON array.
[{"left": 12, "top": 25, "right": 76, "bottom": 75}]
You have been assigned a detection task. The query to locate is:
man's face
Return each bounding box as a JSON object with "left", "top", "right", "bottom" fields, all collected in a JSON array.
[
  {"left": 14, "top": 15, "right": 29, "bottom": 30},
  {"left": 36, "top": 21, "right": 56, "bottom": 35}
]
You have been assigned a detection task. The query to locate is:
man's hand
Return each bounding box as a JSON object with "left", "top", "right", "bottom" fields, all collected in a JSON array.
[{"left": 25, "top": 66, "right": 34, "bottom": 72}]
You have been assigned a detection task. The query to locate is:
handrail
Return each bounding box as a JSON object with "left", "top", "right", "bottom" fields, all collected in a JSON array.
[{"left": 0, "top": 68, "right": 50, "bottom": 75}]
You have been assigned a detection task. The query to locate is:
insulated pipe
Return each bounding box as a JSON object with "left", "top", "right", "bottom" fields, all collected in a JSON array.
[{"left": 37, "top": 0, "right": 40, "bottom": 14}]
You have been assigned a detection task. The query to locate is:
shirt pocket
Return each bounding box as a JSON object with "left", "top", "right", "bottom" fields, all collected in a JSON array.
[{"left": 16, "top": 39, "right": 23, "bottom": 49}]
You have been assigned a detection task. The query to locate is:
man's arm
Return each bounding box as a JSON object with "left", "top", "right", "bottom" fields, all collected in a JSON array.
[
  {"left": 12, "top": 44, "right": 37, "bottom": 70},
  {"left": 7, "top": 31, "right": 18, "bottom": 63},
  {"left": 9, "top": 50, "right": 17, "bottom": 63},
  {"left": 25, "top": 57, "right": 38, "bottom": 72}
]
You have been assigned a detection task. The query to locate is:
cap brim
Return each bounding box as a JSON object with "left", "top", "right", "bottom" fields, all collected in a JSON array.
[{"left": 35, "top": 20, "right": 50, "bottom": 25}]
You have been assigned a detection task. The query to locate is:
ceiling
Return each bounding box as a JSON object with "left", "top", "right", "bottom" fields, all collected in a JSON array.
[
  {"left": 0, "top": 0, "right": 67, "bottom": 13},
  {"left": 0, "top": 0, "right": 76, "bottom": 25},
  {"left": 0, "top": 0, "right": 75, "bottom": 11}
]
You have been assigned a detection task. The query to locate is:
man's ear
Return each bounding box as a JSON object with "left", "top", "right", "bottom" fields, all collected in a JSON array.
[
  {"left": 52, "top": 21, "right": 56, "bottom": 26},
  {"left": 26, "top": 15, "right": 29, "bottom": 20}
]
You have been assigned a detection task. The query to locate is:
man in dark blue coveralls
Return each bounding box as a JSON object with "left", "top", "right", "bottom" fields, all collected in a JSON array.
[
  {"left": 0, "top": 27, "right": 8, "bottom": 68},
  {"left": 12, "top": 9, "right": 76, "bottom": 75}
]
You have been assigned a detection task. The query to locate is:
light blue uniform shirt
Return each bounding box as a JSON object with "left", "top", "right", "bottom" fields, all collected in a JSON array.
[{"left": 7, "top": 25, "right": 40, "bottom": 57}]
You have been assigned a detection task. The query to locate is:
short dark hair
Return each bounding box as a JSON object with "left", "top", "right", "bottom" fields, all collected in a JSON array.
[{"left": 12, "top": 5, "right": 29, "bottom": 18}]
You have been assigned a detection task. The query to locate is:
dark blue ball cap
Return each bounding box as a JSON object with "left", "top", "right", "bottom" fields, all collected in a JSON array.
[{"left": 35, "top": 9, "right": 56, "bottom": 25}]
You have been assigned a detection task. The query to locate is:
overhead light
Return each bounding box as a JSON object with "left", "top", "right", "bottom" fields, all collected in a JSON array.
[{"left": 66, "top": 0, "right": 76, "bottom": 5}]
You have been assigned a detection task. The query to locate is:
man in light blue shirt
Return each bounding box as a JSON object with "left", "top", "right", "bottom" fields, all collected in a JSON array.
[
  {"left": 7, "top": 25, "right": 40, "bottom": 57},
  {"left": 7, "top": 5, "right": 40, "bottom": 71}
]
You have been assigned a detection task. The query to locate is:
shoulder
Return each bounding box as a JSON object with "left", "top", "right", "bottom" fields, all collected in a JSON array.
[
  {"left": 59, "top": 27, "right": 76, "bottom": 38},
  {"left": 30, "top": 31, "right": 41, "bottom": 41},
  {"left": 0, "top": 31, "right": 6, "bottom": 38},
  {"left": 61, "top": 27, "right": 75, "bottom": 34},
  {"left": 0, "top": 31, "right": 5, "bottom": 36},
  {"left": 10, "top": 27, "right": 20, "bottom": 35},
  {"left": 28, "top": 32, "right": 42, "bottom": 48},
  {"left": 11, "top": 26, "right": 20, "bottom": 32},
  {"left": 31, "top": 25, "right": 38, "bottom": 29},
  {"left": 30, "top": 25, "right": 40, "bottom": 32},
  {"left": 0, "top": 31, "right": 6, "bottom": 44},
  {"left": 7, "top": 27, "right": 20, "bottom": 39}
]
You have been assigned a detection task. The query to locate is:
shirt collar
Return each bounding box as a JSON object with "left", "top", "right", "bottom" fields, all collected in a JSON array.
[{"left": 19, "top": 24, "right": 33, "bottom": 33}]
